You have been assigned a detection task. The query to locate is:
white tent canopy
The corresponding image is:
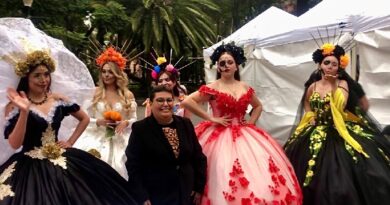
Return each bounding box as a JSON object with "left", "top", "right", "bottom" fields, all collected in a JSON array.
[{"left": 203, "top": 0, "right": 390, "bottom": 145}]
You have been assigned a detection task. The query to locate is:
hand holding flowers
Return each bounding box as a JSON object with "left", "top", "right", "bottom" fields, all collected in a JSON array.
[{"left": 102, "top": 111, "right": 122, "bottom": 138}]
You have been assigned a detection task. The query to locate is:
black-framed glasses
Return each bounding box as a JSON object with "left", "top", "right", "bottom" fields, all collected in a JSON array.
[
  {"left": 154, "top": 97, "right": 174, "bottom": 105},
  {"left": 218, "top": 60, "right": 234, "bottom": 67}
]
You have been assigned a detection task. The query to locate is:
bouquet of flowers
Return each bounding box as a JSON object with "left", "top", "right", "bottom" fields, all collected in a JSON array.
[{"left": 103, "top": 111, "right": 122, "bottom": 139}]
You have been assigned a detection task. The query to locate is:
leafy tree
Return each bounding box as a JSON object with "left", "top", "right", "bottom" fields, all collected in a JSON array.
[{"left": 129, "top": 0, "right": 219, "bottom": 54}]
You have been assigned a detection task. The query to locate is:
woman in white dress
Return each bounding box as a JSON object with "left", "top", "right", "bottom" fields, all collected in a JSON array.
[{"left": 74, "top": 47, "right": 137, "bottom": 180}]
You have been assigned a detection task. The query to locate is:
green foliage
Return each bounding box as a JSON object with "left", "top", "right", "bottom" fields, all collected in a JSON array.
[
  {"left": 0, "top": 0, "right": 301, "bottom": 91},
  {"left": 130, "top": 0, "right": 219, "bottom": 54}
]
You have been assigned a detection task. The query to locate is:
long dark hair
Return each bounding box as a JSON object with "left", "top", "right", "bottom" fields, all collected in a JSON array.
[
  {"left": 289, "top": 66, "right": 382, "bottom": 140},
  {"left": 16, "top": 64, "right": 52, "bottom": 93}
]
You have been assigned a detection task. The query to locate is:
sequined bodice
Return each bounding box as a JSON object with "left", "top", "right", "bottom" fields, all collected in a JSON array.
[
  {"left": 310, "top": 92, "right": 333, "bottom": 125},
  {"left": 199, "top": 85, "right": 254, "bottom": 124}
]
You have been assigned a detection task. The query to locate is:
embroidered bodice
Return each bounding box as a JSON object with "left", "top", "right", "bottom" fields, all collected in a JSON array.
[
  {"left": 199, "top": 85, "right": 254, "bottom": 124},
  {"left": 4, "top": 101, "right": 80, "bottom": 152},
  {"left": 309, "top": 92, "right": 333, "bottom": 125}
]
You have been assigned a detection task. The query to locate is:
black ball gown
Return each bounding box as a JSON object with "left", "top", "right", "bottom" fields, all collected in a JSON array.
[
  {"left": 0, "top": 100, "right": 136, "bottom": 205},
  {"left": 284, "top": 89, "right": 390, "bottom": 205}
]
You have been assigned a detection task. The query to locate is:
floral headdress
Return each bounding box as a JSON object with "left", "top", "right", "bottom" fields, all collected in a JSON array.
[
  {"left": 96, "top": 46, "right": 127, "bottom": 70},
  {"left": 15, "top": 50, "right": 55, "bottom": 77},
  {"left": 310, "top": 23, "right": 354, "bottom": 69},
  {"left": 312, "top": 43, "right": 349, "bottom": 69},
  {"left": 210, "top": 42, "right": 246, "bottom": 67},
  {"left": 140, "top": 49, "right": 196, "bottom": 80}
]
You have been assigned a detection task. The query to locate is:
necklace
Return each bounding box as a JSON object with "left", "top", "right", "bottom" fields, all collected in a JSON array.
[{"left": 28, "top": 93, "right": 48, "bottom": 105}]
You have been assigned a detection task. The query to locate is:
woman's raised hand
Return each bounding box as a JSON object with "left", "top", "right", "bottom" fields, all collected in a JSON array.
[{"left": 7, "top": 87, "right": 31, "bottom": 112}]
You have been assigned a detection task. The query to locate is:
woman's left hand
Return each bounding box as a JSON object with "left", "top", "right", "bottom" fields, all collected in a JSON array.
[
  {"left": 115, "top": 120, "right": 129, "bottom": 135},
  {"left": 57, "top": 140, "right": 72, "bottom": 148}
]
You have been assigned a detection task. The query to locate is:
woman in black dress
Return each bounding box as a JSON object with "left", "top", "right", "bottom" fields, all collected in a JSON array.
[
  {"left": 284, "top": 43, "right": 390, "bottom": 205},
  {"left": 0, "top": 50, "right": 136, "bottom": 205}
]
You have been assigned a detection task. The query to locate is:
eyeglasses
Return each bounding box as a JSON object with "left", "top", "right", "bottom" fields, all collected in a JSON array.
[
  {"left": 158, "top": 77, "right": 172, "bottom": 84},
  {"left": 154, "top": 97, "right": 174, "bottom": 105},
  {"left": 218, "top": 60, "right": 235, "bottom": 67},
  {"left": 322, "top": 60, "right": 338, "bottom": 67}
]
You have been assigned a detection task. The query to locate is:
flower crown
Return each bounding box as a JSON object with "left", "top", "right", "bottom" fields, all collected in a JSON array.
[
  {"left": 140, "top": 49, "right": 196, "bottom": 80},
  {"left": 312, "top": 43, "right": 349, "bottom": 69},
  {"left": 15, "top": 50, "right": 56, "bottom": 77},
  {"left": 148, "top": 56, "right": 180, "bottom": 80},
  {"left": 96, "top": 46, "right": 127, "bottom": 70},
  {"left": 210, "top": 42, "right": 246, "bottom": 67}
]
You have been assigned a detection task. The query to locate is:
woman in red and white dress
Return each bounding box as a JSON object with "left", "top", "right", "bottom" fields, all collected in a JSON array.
[{"left": 182, "top": 43, "right": 302, "bottom": 205}]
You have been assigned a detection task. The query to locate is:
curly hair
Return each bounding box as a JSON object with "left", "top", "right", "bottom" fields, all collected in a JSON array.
[{"left": 15, "top": 50, "right": 55, "bottom": 77}]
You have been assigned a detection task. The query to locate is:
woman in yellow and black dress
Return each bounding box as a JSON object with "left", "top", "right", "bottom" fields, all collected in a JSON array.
[{"left": 284, "top": 43, "right": 390, "bottom": 205}]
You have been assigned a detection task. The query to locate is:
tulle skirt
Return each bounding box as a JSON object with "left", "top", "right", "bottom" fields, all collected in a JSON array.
[
  {"left": 196, "top": 122, "right": 302, "bottom": 205},
  {"left": 73, "top": 126, "right": 130, "bottom": 180},
  {"left": 0, "top": 148, "right": 136, "bottom": 205},
  {"left": 285, "top": 123, "right": 390, "bottom": 205}
]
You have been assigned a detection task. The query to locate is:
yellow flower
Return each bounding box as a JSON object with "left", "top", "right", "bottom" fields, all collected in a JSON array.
[
  {"left": 156, "top": 57, "right": 167, "bottom": 65},
  {"left": 340, "top": 55, "right": 349, "bottom": 69},
  {"left": 321, "top": 43, "right": 335, "bottom": 55},
  {"left": 313, "top": 142, "right": 322, "bottom": 149},
  {"left": 308, "top": 160, "right": 316, "bottom": 166},
  {"left": 306, "top": 170, "right": 314, "bottom": 177}
]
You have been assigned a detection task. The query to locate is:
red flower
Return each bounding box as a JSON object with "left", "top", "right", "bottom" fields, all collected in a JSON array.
[
  {"left": 239, "top": 177, "right": 250, "bottom": 188},
  {"left": 241, "top": 198, "right": 252, "bottom": 205},
  {"left": 229, "top": 180, "right": 236, "bottom": 187},
  {"left": 278, "top": 175, "right": 286, "bottom": 185}
]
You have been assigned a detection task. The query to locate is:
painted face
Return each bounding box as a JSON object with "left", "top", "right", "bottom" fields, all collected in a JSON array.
[
  {"left": 320, "top": 55, "right": 339, "bottom": 76},
  {"left": 28, "top": 64, "right": 50, "bottom": 94},
  {"left": 151, "top": 91, "right": 174, "bottom": 119},
  {"left": 158, "top": 73, "right": 175, "bottom": 90},
  {"left": 218, "top": 53, "right": 237, "bottom": 75},
  {"left": 101, "top": 63, "right": 116, "bottom": 86}
]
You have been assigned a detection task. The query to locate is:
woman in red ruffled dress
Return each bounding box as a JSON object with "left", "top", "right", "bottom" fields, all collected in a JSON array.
[{"left": 182, "top": 43, "right": 302, "bottom": 205}]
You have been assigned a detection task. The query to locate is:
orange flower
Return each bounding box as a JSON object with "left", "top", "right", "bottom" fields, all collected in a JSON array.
[
  {"left": 103, "top": 111, "right": 122, "bottom": 121},
  {"left": 321, "top": 43, "right": 335, "bottom": 56},
  {"left": 96, "top": 46, "right": 127, "bottom": 70},
  {"left": 339, "top": 55, "right": 349, "bottom": 69}
]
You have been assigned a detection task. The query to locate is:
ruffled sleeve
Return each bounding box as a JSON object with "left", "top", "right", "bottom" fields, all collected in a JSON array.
[
  {"left": 60, "top": 101, "right": 81, "bottom": 117},
  {"left": 198, "top": 85, "right": 217, "bottom": 96},
  {"left": 4, "top": 108, "right": 20, "bottom": 139}
]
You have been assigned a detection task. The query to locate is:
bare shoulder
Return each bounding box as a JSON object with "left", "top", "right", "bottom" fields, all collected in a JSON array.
[
  {"left": 338, "top": 80, "right": 349, "bottom": 92},
  {"left": 306, "top": 83, "right": 315, "bottom": 97},
  {"left": 207, "top": 81, "right": 218, "bottom": 90},
  {"left": 239, "top": 81, "right": 250, "bottom": 90},
  {"left": 50, "top": 92, "right": 70, "bottom": 102},
  {"left": 339, "top": 80, "right": 348, "bottom": 88}
]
